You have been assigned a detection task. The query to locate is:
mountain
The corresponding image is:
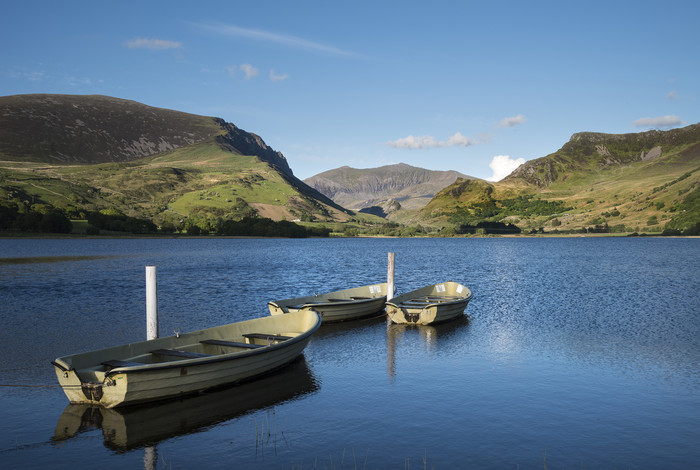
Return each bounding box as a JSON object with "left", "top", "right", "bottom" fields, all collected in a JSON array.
[
  {"left": 504, "top": 124, "right": 700, "bottom": 188},
  {"left": 0, "top": 94, "right": 348, "bottom": 229},
  {"left": 419, "top": 123, "right": 700, "bottom": 234},
  {"left": 304, "top": 163, "right": 474, "bottom": 212},
  {"left": 4, "top": 93, "right": 698, "bottom": 236},
  {"left": 0, "top": 94, "right": 293, "bottom": 174}
]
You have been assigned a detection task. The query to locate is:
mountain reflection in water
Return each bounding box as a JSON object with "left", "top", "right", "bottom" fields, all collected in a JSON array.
[{"left": 53, "top": 357, "right": 318, "bottom": 451}]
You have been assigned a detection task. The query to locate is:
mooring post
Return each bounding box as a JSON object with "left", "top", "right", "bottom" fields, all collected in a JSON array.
[
  {"left": 387, "top": 252, "right": 395, "bottom": 301},
  {"left": 146, "top": 266, "right": 159, "bottom": 340}
]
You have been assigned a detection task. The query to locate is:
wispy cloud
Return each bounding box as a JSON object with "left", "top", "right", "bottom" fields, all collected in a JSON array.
[
  {"left": 487, "top": 155, "right": 525, "bottom": 182},
  {"left": 66, "top": 76, "right": 94, "bottom": 87},
  {"left": 195, "top": 23, "right": 354, "bottom": 57},
  {"left": 227, "top": 64, "right": 259, "bottom": 80},
  {"left": 126, "top": 38, "right": 183, "bottom": 50},
  {"left": 387, "top": 132, "right": 478, "bottom": 149},
  {"left": 632, "top": 115, "right": 683, "bottom": 128},
  {"left": 666, "top": 90, "right": 677, "bottom": 100},
  {"left": 4, "top": 68, "right": 46, "bottom": 82},
  {"left": 270, "top": 69, "right": 289, "bottom": 82},
  {"left": 496, "top": 114, "right": 526, "bottom": 128}
]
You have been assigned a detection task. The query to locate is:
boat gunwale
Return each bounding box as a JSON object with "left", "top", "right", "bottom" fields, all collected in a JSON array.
[
  {"left": 54, "top": 312, "right": 322, "bottom": 378},
  {"left": 105, "top": 333, "right": 314, "bottom": 377},
  {"left": 295, "top": 295, "right": 387, "bottom": 310},
  {"left": 386, "top": 281, "right": 472, "bottom": 310},
  {"left": 385, "top": 293, "right": 472, "bottom": 309},
  {"left": 269, "top": 283, "right": 388, "bottom": 310}
]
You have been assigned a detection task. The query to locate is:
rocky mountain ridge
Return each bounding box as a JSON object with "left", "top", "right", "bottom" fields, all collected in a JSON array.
[
  {"left": 506, "top": 123, "right": 700, "bottom": 187},
  {"left": 304, "top": 163, "right": 473, "bottom": 211}
]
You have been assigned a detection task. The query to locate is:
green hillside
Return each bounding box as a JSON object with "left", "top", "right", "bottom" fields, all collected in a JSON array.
[
  {"left": 0, "top": 141, "right": 350, "bottom": 231},
  {"left": 2, "top": 93, "right": 698, "bottom": 237},
  {"left": 0, "top": 94, "right": 349, "bottom": 235},
  {"left": 417, "top": 124, "right": 700, "bottom": 235}
]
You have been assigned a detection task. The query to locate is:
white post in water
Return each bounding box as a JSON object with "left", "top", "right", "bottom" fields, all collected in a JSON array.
[
  {"left": 146, "top": 266, "right": 159, "bottom": 340},
  {"left": 387, "top": 252, "right": 395, "bottom": 301}
]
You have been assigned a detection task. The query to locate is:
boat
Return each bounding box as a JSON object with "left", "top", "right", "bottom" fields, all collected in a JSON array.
[
  {"left": 385, "top": 281, "right": 472, "bottom": 325},
  {"left": 51, "top": 310, "right": 321, "bottom": 408},
  {"left": 53, "top": 358, "right": 318, "bottom": 450},
  {"left": 268, "top": 283, "right": 389, "bottom": 323}
]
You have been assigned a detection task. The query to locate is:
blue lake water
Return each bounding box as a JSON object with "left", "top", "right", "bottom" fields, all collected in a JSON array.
[{"left": 0, "top": 237, "right": 698, "bottom": 469}]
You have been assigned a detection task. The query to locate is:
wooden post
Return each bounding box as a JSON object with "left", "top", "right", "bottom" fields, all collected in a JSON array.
[
  {"left": 387, "top": 252, "right": 395, "bottom": 301},
  {"left": 146, "top": 266, "right": 158, "bottom": 340}
]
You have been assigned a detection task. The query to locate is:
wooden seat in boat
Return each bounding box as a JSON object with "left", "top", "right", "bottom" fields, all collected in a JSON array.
[
  {"left": 149, "top": 348, "right": 213, "bottom": 359},
  {"left": 200, "top": 339, "right": 264, "bottom": 349}
]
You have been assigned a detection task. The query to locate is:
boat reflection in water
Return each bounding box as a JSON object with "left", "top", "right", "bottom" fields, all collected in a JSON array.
[
  {"left": 53, "top": 357, "right": 318, "bottom": 451},
  {"left": 386, "top": 315, "right": 470, "bottom": 379}
]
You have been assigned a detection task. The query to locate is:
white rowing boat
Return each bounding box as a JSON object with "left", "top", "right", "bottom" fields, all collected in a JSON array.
[
  {"left": 52, "top": 310, "right": 321, "bottom": 408},
  {"left": 386, "top": 281, "right": 472, "bottom": 325},
  {"left": 268, "top": 283, "right": 388, "bottom": 322}
]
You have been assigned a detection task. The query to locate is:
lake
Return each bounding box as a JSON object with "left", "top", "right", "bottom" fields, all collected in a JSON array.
[{"left": 0, "top": 237, "right": 698, "bottom": 469}]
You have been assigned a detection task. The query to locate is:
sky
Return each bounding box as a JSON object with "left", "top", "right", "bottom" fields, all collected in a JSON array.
[{"left": 2, "top": 0, "right": 698, "bottom": 181}]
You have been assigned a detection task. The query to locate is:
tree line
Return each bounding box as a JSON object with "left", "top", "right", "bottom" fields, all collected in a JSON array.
[
  {"left": 0, "top": 204, "right": 73, "bottom": 233},
  {"left": 0, "top": 203, "right": 330, "bottom": 238}
]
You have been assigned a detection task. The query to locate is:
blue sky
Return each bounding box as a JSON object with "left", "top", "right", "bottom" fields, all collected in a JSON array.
[{"left": 2, "top": 1, "right": 698, "bottom": 181}]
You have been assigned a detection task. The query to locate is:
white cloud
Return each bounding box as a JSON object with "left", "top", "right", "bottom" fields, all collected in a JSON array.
[
  {"left": 194, "top": 23, "right": 354, "bottom": 57},
  {"left": 387, "top": 135, "right": 439, "bottom": 149},
  {"left": 387, "top": 132, "right": 478, "bottom": 149},
  {"left": 227, "top": 64, "right": 259, "bottom": 80},
  {"left": 446, "top": 132, "right": 478, "bottom": 147},
  {"left": 487, "top": 155, "right": 525, "bottom": 182},
  {"left": 496, "top": 114, "right": 526, "bottom": 128},
  {"left": 632, "top": 115, "right": 683, "bottom": 128},
  {"left": 270, "top": 69, "right": 289, "bottom": 82},
  {"left": 666, "top": 90, "right": 677, "bottom": 99},
  {"left": 240, "top": 63, "right": 259, "bottom": 79},
  {"left": 126, "top": 38, "right": 182, "bottom": 50}
]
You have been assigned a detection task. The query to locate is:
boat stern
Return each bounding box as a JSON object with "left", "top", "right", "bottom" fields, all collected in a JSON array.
[
  {"left": 52, "top": 359, "right": 126, "bottom": 407},
  {"left": 386, "top": 304, "right": 437, "bottom": 325}
]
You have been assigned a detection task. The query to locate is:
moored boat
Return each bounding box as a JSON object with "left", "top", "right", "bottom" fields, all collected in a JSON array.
[
  {"left": 51, "top": 310, "right": 321, "bottom": 408},
  {"left": 386, "top": 281, "right": 472, "bottom": 325},
  {"left": 53, "top": 358, "right": 318, "bottom": 450},
  {"left": 268, "top": 283, "right": 388, "bottom": 323}
]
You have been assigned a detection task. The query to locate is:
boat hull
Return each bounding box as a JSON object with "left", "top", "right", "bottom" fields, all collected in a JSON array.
[
  {"left": 386, "top": 281, "right": 472, "bottom": 325},
  {"left": 54, "top": 358, "right": 317, "bottom": 450},
  {"left": 269, "top": 283, "right": 387, "bottom": 322},
  {"left": 52, "top": 311, "right": 321, "bottom": 408}
]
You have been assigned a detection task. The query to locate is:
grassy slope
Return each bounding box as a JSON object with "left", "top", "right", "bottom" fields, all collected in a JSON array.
[
  {"left": 413, "top": 141, "right": 700, "bottom": 232},
  {"left": 515, "top": 142, "right": 700, "bottom": 232},
  {"left": 0, "top": 139, "right": 349, "bottom": 225}
]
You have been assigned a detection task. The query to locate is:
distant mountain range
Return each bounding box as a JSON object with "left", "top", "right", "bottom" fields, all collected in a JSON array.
[
  {"left": 1, "top": 93, "right": 698, "bottom": 235},
  {"left": 304, "top": 163, "right": 474, "bottom": 213}
]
